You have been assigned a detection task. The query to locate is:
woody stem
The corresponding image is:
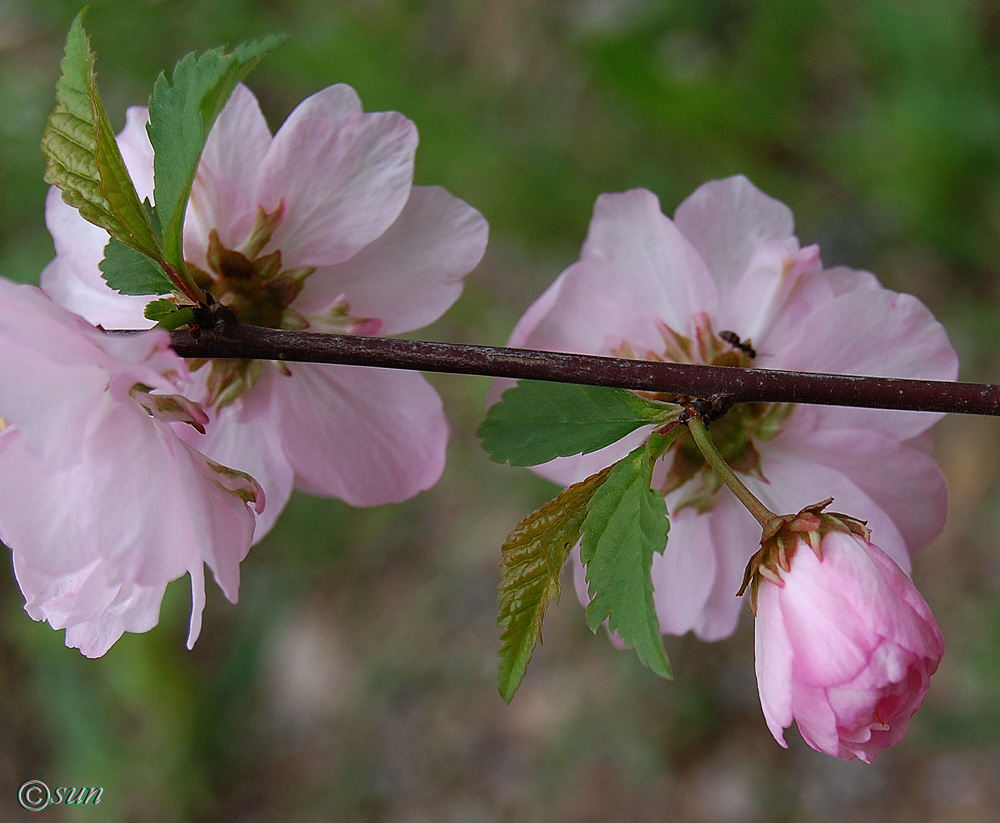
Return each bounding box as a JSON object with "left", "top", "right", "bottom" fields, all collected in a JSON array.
[{"left": 101, "top": 321, "right": 1000, "bottom": 417}]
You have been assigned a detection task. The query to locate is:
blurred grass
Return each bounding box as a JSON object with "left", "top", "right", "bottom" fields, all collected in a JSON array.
[{"left": 2, "top": 0, "right": 1000, "bottom": 820}]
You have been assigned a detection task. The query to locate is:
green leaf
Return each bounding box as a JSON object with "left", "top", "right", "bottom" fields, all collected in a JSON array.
[
  {"left": 147, "top": 35, "right": 286, "bottom": 282},
  {"left": 497, "top": 464, "right": 615, "bottom": 703},
  {"left": 100, "top": 238, "right": 173, "bottom": 296},
  {"left": 41, "top": 12, "right": 161, "bottom": 260},
  {"left": 144, "top": 300, "right": 198, "bottom": 330},
  {"left": 479, "top": 381, "right": 673, "bottom": 466},
  {"left": 580, "top": 434, "right": 672, "bottom": 679}
]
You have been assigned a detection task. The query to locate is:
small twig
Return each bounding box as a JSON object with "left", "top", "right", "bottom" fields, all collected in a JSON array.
[{"left": 106, "top": 322, "right": 1000, "bottom": 417}]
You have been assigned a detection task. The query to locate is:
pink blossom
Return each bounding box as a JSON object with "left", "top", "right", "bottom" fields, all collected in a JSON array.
[
  {"left": 500, "top": 176, "right": 957, "bottom": 641},
  {"left": 43, "top": 83, "right": 488, "bottom": 536},
  {"left": 754, "top": 528, "right": 944, "bottom": 762},
  {"left": 0, "top": 278, "right": 263, "bottom": 656}
]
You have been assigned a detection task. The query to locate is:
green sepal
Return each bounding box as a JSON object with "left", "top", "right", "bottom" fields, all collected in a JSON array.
[
  {"left": 100, "top": 238, "right": 173, "bottom": 295},
  {"left": 41, "top": 12, "right": 161, "bottom": 260},
  {"left": 580, "top": 431, "right": 674, "bottom": 679},
  {"left": 147, "top": 34, "right": 287, "bottom": 292},
  {"left": 479, "top": 381, "right": 676, "bottom": 467},
  {"left": 496, "top": 464, "right": 615, "bottom": 703}
]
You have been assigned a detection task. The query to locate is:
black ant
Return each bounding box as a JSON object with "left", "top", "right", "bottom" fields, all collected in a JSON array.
[
  {"left": 718, "top": 330, "right": 756, "bottom": 359},
  {"left": 189, "top": 293, "right": 238, "bottom": 342}
]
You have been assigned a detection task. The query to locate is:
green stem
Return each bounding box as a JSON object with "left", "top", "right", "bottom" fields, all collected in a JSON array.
[{"left": 686, "top": 416, "right": 775, "bottom": 528}]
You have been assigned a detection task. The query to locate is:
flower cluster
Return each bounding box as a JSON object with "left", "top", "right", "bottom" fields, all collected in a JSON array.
[
  {"left": 502, "top": 176, "right": 954, "bottom": 759},
  {"left": 44, "top": 82, "right": 488, "bottom": 537},
  {"left": 0, "top": 278, "right": 262, "bottom": 656},
  {"left": 5, "top": 82, "right": 486, "bottom": 654},
  {"left": 5, "top": 49, "right": 952, "bottom": 761}
]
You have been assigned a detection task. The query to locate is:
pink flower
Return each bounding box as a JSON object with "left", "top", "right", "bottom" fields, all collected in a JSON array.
[
  {"left": 43, "top": 83, "right": 488, "bottom": 536},
  {"left": 502, "top": 176, "right": 957, "bottom": 641},
  {"left": 753, "top": 525, "right": 944, "bottom": 762},
  {"left": 0, "top": 278, "right": 263, "bottom": 656}
]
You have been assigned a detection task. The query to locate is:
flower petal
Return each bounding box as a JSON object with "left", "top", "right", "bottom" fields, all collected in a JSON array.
[
  {"left": 580, "top": 190, "right": 719, "bottom": 336},
  {"left": 185, "top": 84, "right": 274, "bottom": 258},
  {"left": 274, "top": 363, "right": 448, "bottom": 506},
  {"left": 754, "top": 582, "right": 794, "bottom": 745},
  {"left": 771, "top": 417, "right": 947, "bottom": 555},
  {"left": 181, "top": 367, "right": 295, "bottom": 542},
  {"left": 257, "top": 108, "right": 417, "bottom": 267},
  {"left": 772, "top": 286, "right": 958, "bottom": 438},
  {"left": 40, "top": 188, "right": 153, "bottom": 329},
  {"left": 296, "top": 186, "right": 488, "bottom": 335},
  {"left": 754, "top": 441, "right": 911, "bottom": 572},
  {"left": 673, "top": 175, "right": 796, "bottom": 298}
]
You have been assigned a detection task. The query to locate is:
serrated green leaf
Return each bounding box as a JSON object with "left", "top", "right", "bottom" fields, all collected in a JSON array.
[
  {"left": 143, "top": 298, "right": 179, "bottom": 323},
  {"left": 100, "top": 238, "right": 173, "bottom": 296},
  {"left": 479, "top": 381, "right": 673, "bottom": 467},
  {"left": 498, "top": 464, "right": 615, "bottom": 703},
  {"left": 41, "top": 12, "right": 161, "bottom": 260},
  {"left": 147, "top": 35, "right": 286, "bottom": 283},
  {"left": 580, "top": 434, "right": 672, "bottom": 679},
  {"left": 145, "top": 300, "right": 198, "bottom": 330}
]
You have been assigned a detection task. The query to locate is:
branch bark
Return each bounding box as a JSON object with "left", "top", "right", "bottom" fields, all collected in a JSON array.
[{"left": 107, "top": 323, "right": 1000, "bottom": 417}]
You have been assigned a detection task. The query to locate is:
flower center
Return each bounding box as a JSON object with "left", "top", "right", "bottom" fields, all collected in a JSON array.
[
  {"left": 184, "top": 203, "right": 377, "bottom": 409},
  {"left": 613, "top": 312, "right": 791, "bottom": 513},
  {"left": 188, "top": 203, "right": 314, "bottom": 332}
]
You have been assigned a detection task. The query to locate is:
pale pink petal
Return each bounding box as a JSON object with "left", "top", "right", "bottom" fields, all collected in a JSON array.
[
  {"left": 180, "top": 366, "right": 295, "bottom": 541},
  {"left": 185, "top": 84, "right": 273, "bottom": 258},
  {"left": 117, "top": 107, "right": 155, "bottom": 200},
  {"left": 13, "top": 555, "right": 115, "bottom": 627},
  {"left": 772, "top": 419, "right": 947, "bottom": 555},
  {"left": 789, "top": 683, "right": 842, "bottom": 756},
  {"left": 13, "top": 554, "right": 167, "bottom": 658},
  {"left": 754, "top": 584, "right": 794, "bottom": 745},
  {"left": 773, "top": 287, "right": 958, "bottom": 438},
  {"left": 688, "top": 492, "right": 761, "bottom": 640},
  {"left": 63, "top": 582, "right": 166, "bottom": 658},
  {"left": 824, "top": 265, "right": 881, "bottom": 296},
  {"left": 719, "top": 243, "right": 834, "bottom": 364},
  {"left": 275, "top": 363, "right": 448, "bottom": 506},
  {"left": 296, "top": 186, "right": 488, "bottom": 334},
  {"left": 257, "top": 111, "right": 417, "bottom": 267},
  {"left": 673, "top": 175, "right": 796, "bottom": 298},
  {"left": 0, "top": 445, "right": 99, "bottom": 572},
  {"left": 172, "top": 442, "right": 260, "bottom": 601},
  {"left": 186, "top": 563, "right": 207, "bottom": 649},
  {"left": 274, "top": 83, "right": 363, "bottom": 129},
  {"left": 647, "top": 506, "right": 718, "bottom": 636},
  {"left": 40, "top": 189, "right": 153, "bottom": 328},
  {"left": 579, "top": 190, "right": 718, "bottom": 336},
  {"left": 505, "top": 194, "right": 716, "bottom": 361},
  {"left": 753, "top": 446, "right": 910, "bottom": 572},
  {"left": 862, "top": 547, "right": 946, "bottom": 657}
]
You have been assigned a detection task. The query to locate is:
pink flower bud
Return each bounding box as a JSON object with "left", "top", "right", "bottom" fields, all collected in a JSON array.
[{"left": 753, "top": 528, "right": 944, "bottom": 762}]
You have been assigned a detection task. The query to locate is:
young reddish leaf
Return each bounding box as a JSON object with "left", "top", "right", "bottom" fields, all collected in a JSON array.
[
  {"left": 41, "top": 12, "right": 161, "bottom": 262},
  {"left": 498, "top": 464, "right": 615, "bottom": 702}
]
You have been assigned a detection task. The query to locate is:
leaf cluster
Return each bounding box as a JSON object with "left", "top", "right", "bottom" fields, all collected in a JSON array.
[
  {"left": 41, "top": 12, "right": 283, "bottom": 316},
  {"left": 482, "top": 381, "right": 683, "bottom": 701}
]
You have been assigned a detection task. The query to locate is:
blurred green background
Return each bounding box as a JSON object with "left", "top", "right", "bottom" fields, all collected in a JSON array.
[{"left": 2, "top": 0, "right": 1000, "bottom": 820}]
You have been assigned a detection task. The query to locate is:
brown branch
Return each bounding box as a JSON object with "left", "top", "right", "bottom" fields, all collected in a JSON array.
[{"left": 106, "top": 323, "right": 1000, "bottom": 417}]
